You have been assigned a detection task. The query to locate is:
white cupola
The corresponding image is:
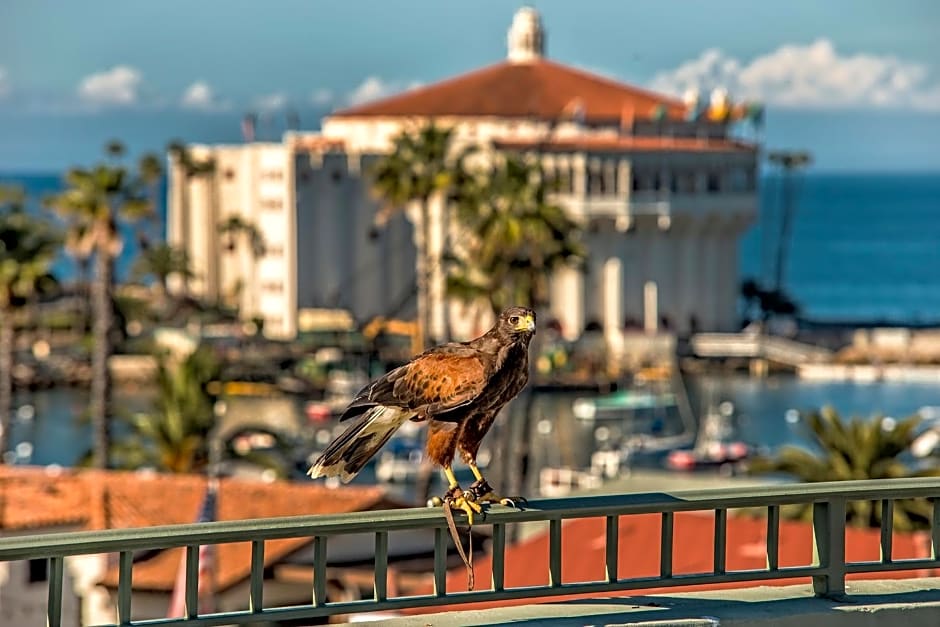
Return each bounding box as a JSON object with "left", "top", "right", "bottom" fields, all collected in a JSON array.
[{"left": 507, "top": 7, "right": 545, "bottom": 63}]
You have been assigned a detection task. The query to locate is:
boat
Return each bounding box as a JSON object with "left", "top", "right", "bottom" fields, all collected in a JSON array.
[
  {"left": 304, "top": 369, "right": 370, "bottom": 422},
  {"left": 538, "top": 466, "right": 602, "bottom": 497},
  {"left": 375, "top": 439, "right": 425, "bottom": 483},
  {"left": 572, "top": 374, "right": 698, "bottom": 457},
  {"left": 666, "top": 401, "right": 753, "bottom": 473}
]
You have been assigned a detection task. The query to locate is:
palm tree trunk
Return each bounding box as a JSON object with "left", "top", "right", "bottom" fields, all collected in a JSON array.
[
  {"left": 90, "top": 241, "right": 114, "bottom": 469},
  {"left": 179, "top": 172, "right": 191, "bottom": 298},
  {"left": 0, "top": 305, "right": 13, "bottom": 461},
  {"left": 76, "top": 257, "right": 91, "bottom": 335}
]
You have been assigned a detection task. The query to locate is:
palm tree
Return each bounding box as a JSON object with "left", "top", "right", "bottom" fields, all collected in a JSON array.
[
  {"left": 112, "top": 347, "right": 295, "bottom": 477},
  {"left": 217, "top": 216, "right": 266, "bottom": 313},
  {"left": 447, "top": 154, "right": 584, "bottom": 315},
  {"left": 0, "top": 186, "right": 60, "bottom": 460},
  {"left": 63, "top": 220, "right": 94, "bottom": 334},
  {"left": 218, "top": 216, "right": 266, "bottom": 257},
  {"left": 446, "top": 155, "right": 583, "bottom": 499},
  {"left": 111, "top": 346, "right": 220, "bottom": 473},
  {"left": 136, "top": 152, "right": 165, "bottom": 246},
  {"left": 132, "top": 241, "right": 194, "bottom": 300},
  {"left": 750, "top": 407, "right": 940, "bottom": 530},
  {"left": 167, "top": 141, "right": 215, "bottom": 296},
  {"left": 45, "top": 140, "right": 160, "bottom": 469},
  {"left": 370, "top": 122, "right": 471, "bottom": 349}
]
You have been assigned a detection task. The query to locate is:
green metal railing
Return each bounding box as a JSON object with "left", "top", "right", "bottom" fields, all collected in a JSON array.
[{"left": 2, "top": 478, "right": 939, "bottom": 626}]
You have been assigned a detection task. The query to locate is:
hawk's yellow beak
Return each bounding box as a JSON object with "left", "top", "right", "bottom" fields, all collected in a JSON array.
[{"left": 515, "top": 313, "right": 536, "bottom": 333}]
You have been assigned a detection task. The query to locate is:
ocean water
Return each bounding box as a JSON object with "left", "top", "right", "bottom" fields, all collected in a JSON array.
[
  {"left": 0, "top": 172, "right": 166, "bottom": 283},
  {"left": 742, "top": 172, "right": 940, "bottom": 325},
  {"left": 2, "top": 171, "right": 939, "bottom": 325}
]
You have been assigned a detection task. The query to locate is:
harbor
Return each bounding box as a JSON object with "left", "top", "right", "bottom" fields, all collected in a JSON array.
[
  {"left": 1, "top": 4, "right": 939, "bottom": 625},
  {"left": 8, "top": 371, "right": 940, "bottom": 499}
]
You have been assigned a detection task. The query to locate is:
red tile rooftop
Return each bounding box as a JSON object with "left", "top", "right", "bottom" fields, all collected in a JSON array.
[
  {"left": 0, "top": 465, "right": 402, "bottom": 592},
  {"left": 329, "top": 59, "right": 686, "bottom": 123},
  {"left": 405, "top": 510, "right": 938, "bottom": 614}
]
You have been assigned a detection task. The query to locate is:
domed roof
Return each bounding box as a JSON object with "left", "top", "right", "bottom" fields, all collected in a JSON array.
[{"left": 330, "top": 7, "right": 684, "bottom": 123}]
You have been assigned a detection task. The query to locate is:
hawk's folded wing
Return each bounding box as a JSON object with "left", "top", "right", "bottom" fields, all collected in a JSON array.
[{"left": 340, "top": 348, "right": 490, "bottom": 422}]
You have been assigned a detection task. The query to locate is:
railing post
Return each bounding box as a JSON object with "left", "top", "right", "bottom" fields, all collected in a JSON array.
[
  {"left": 249, "top": 540, "right": 264, "bottom": 613},
  {"left": 931, "top": 498, "right": 940, "bottom": 561},
  {"left": 312, "top": 536, "right": 327, "bottom": 607},
  {"left": 812, "top": 498, "right": 847, "bottom": 598},
  {"left": 47, "top": 556, "right": 64, "bottom": 627}
]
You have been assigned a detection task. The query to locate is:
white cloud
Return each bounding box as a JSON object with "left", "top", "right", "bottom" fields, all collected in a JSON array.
[
  {"left": 254, "top": 91, "right": 289, "bottom": 112},
  {"left": 180, "top": 80, "right": 229, "bottom": 111},
  {"left": 311, "top": 88, "right": 334, "bottom": 106},
  {"left": 649, "top": 39, "right": 940, "bottom": 112},
  {"left": 346, "top": 76, "right": 423, "bottom": 106},
  {"left": 0, "top": 67, "right": 9, "bottom": 99},
  {"left": 77, "top": 65, "right": 143, "bottom": 106}
]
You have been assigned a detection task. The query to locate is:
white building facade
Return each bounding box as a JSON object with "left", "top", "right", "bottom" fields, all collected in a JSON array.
[{"left": 167, "top": 8, "right": 758, "bottom": 344}]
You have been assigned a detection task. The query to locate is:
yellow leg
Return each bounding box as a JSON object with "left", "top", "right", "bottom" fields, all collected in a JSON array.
[
  {"left": 441, "top": 466, "right": 482, "bottom": 524},
  {"left": 467, "top": 462, "right": 527, "bottom": 508},
  {"left": 444, "top": 466, "right": 461, "bottom": 489}
]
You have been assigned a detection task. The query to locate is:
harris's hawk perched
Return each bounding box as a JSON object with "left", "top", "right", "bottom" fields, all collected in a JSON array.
[{"left": 308, "top": 306, "right": 535, "bottom": 522}]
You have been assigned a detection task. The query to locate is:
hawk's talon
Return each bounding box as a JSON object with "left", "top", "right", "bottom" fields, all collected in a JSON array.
[
  {"left": 468, "top": 479, "right": 526, "bottom": 508},
  {"left": 442, "top": 488, "right": 483, "bottom": 525}
]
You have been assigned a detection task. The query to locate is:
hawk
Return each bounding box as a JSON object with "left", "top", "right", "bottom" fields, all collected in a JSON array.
[{"left": 308, "top": 306, "right": 536, "bottom": 522}]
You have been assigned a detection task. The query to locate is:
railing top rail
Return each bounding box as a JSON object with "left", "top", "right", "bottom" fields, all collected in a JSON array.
[{"left": 2, "top": 478, "right": 939, "bottom": 561}]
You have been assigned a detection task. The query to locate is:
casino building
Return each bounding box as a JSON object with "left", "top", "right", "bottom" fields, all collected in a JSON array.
[{"left": 167, "top": 7, "right": 758, "bottom": 348}]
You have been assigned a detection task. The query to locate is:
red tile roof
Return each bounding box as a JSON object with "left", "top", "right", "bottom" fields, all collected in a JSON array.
[
  {"left": 0, "top": 466, "right": 401, "bottom": 592},
  {"left": 330, "top": 59, "right": 685, "bottom": 122},
  {"left": 406, "top": 510, "right": 936, "bottom": 614},
  {"left": 493, "top": 136, "right": 757, "bottom": 153}
]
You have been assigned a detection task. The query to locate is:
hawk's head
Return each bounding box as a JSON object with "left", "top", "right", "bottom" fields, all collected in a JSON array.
[{"left": 496, "top": 306, "right": 536, "bottom": 342}]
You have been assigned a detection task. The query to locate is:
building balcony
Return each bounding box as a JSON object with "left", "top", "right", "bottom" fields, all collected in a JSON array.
[
  {"left": 1, "top": 478, "right": 939, "bottom": 626},
  {"left": 555, "top": 191, "right": 756, "bottom": 232}
]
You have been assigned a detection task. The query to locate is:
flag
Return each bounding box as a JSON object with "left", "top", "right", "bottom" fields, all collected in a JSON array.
[{"left": 167, "top": 478, "right": 219, "bottom": 618}]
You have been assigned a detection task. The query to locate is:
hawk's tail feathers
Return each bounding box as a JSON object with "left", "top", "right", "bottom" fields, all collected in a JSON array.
[{"left": 307, "top": 405, "right": 410, "bottom": 483}]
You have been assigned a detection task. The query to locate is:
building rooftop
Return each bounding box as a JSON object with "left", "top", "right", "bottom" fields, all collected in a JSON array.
[
  {"left": 404, "top": 509, "right": 935, "bottom": 615},
  {"left": 0, "top": 465, "right": 399, "bottom": 592},
  {"left": 331, "top": 58, "right": 685, "bottom": 123}
]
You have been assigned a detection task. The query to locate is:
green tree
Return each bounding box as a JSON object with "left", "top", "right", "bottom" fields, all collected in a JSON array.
[
  {"left": 112, "top": 347, "right": 295, "bottom": 477},
  {"left": 370, "top": 122, "right": 471, "bottom": 349},
  {"left": 217, "top": 216, "right": 266, "bottom": 258},
  {"left": 167, "top": 141, "right": 215, "bottom": 296},
  {"left": 133, "top": 241, "right": 194, "bottom": 300},
  {"left": 447, "top": 154, "right": 584, "bottom": 315},
  {"left": 446, "top": 155, "right": 583, "bottom": 500},
  {"left": 0, "top": 187, "right": 60, "bottom": 460},
  {"left": 45, "top": 140, "right": 160, "bottom": 468},
  {"left": 112, "top": 346, "right": 220, "bottom": 473},
  {"left": 750, "top": 407, "right": 940, "bottom": 530},
  {"left": 217, "top": 216, "right": 266, "bottom": 312}
]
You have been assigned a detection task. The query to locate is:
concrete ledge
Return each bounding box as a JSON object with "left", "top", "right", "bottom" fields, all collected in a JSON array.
[{"left": 345, "top": 578, "right": 940, "bottom": 626}]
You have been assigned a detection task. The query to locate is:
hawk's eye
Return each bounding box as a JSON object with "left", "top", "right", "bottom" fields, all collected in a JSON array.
[{"left": 509, "top": 316, "right": 519, "bottom": 324}]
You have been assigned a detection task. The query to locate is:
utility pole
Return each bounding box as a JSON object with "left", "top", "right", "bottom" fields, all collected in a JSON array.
[{"left": 767, "top": 150, "right": 812, "bottom": 295}]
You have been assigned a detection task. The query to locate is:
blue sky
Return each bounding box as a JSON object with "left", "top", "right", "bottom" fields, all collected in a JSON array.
[{"left": 1, "top": 0, "right": 938, "bottom": 172}]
